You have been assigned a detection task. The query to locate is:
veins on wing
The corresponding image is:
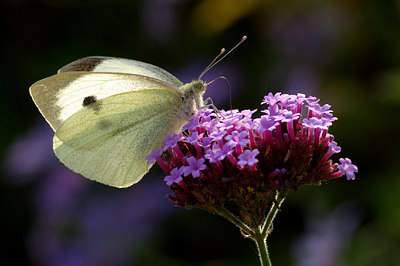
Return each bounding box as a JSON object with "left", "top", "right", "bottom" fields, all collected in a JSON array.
[{"left": 62, "top": 110, "right": 166, "bottom": 153}]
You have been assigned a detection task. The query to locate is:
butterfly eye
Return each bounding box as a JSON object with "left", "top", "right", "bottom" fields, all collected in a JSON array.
[{"left": 82, "top": 95, "right": 97, "bottom": 107}]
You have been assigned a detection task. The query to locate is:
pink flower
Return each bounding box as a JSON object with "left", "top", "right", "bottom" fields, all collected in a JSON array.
[
  {"left": 238, "top": 149, "right": 259, "bottom": 167},
  {"left": 338, "top": 158, "right": 358, "bottom": 180},
  {"left": 183, "top": 157, "right": 206, "bottom": 178},
  {"left": 151, "top": 92, "right": 357, "bottom": 222}
]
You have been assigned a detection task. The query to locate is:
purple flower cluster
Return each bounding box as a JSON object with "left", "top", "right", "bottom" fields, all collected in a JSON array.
[{"left": 146, "top": 92, "right": 357, "bottom": 224}]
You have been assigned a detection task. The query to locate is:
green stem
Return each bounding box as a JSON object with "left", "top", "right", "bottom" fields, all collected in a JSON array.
[
  {"left": 262, "top": 192, "right": 285, "bottom": 236},
  {"left": 214, "top": 193, "right": 286, "bottom": 266},
  {"left": 213, "top": 206, "right": 253, "bottom": 237},
  {"left": 253, "top": 225, "right": 271, "bottom": 266}
]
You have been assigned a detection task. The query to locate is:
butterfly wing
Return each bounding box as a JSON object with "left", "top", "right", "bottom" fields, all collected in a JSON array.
[
  {"left": 29, "top": 72, "right": 183, "bottom": 131},
  {"left": 58, "top": 56, "right": 183, "bottom": 87},
  {"left": 53, "top": 85, "right": 186, "bottom": 188}
]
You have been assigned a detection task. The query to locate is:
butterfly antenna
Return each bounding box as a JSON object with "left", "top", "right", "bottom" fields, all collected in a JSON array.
[
  {"left": 198, "top": 48, "right": 225, "bottom": 80},
  {"left": 198, "top": 36, "right": 247, "bottom": 80}
]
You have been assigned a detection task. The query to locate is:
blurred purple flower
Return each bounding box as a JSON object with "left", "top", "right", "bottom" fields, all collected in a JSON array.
[
  {"left": 142, "top": 0, "right": 181, "bottom": 43},
  {"left": 267, "top": 6, "right": 347, "bottom": 60},
  {"left": 28, "top": 178, "right": 174, "bottom": 266},
  {"left": 3, "top": 122, "right": 56, "bottom": 184},
  {"left": 285, "top": 65, "right": 319, "bottom": 95},
  {"left": 292, "top": 204, "right": 361, "bottom": 266},
  {"left": 4, "top": 121, "right": 178, "bottom": 266},
  {"left": 264, "top": 6, "right": 349, "bottom": 96}
]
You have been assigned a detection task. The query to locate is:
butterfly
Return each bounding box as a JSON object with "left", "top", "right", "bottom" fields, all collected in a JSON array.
[{"left": 29, "top": 37, "right": 246, "bottom": 188}]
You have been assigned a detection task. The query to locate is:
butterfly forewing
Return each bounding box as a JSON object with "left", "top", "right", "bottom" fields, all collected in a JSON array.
[
  {"left": 53, "top": 89, "right": 185, "bottom": 188},
  {"left": 29, "top": 72, "right": 182, "bottom": 131},
  {"left": 58, "top": 56, "right": 183, "bottom": 88}
]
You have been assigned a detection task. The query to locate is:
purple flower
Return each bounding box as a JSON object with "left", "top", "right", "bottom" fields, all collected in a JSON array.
[
  {"left": 164, "top": 167, "right": 184, "bottom": 185},
  {"left": 215, "top": 143, "right": 235, "bottom": 161},
  {"left": 163, "top": 133, "right": 183, "bottom": 149},
  {"left": 182, "top": 113, "right": 201, "bottom": 130},
  {"left": 145, "top": 147, "right": 163, "bottom": 164},
  {"left": 305, "top": 96, "right": 320, "bottom": 106},
  {"left": 238, "top": 149, "right": 260, "bottom": 167},
  {"left": 319, "top": 118, "right": 332, "bottom": 130},
  {"left": 256, "top": 116, "right": 278, "bottom": 133},
  {"left": 202, "top": 118, "right": 219, "bottom": 132},
  {"left": 240, "top": 109, "right": 257, "bottom": 118},
  {"left": 225, "top": 131, "right": 249, "bottom": 147},
  {"left": 219, "top": 109, "right": 240, "bottom": 117},
  {"left": 261, "top": 92, "right": 282, "bottom": 106},
  {"left": 186, "top": 132, "right": 204, "bottom": 144},
  {"left": 310, "top": 103, "right": 333, "bottom": 117},
  {"left": 152, "top": 92, "right": 357, "bottom": 219},
  {"left": 204, "top": 145, "right": 219, "bottom": 163},
  {"left": 295, "top": 93, "right": 306, "bottom": 103},
  {"left": 266, "top": 103, "right": 281, "bottom": 117},
  {"left": 338, "top": 158, "right": 358, "bottom": 180},
  {"left": 302, "top": 117, "right": 331, "bottom": 130},
  {"left": 218, "top": 117, "right": 237, "bottom": 131},
  {"left": 279, "top": 94, "right": 297, "bottom": 109},
  {"left": 183, "top": 157, "right": 206, "bottom": 178},
  {"left": 198, "top": 137, "right": 214, "bottom": 148},
  {"left": 279, "top": 110, "right": 300, "bottom": 123},
  {"left": 328, "top": 141, "right": 341, "bottom": 153},
  {"left": 209, "top": 130, "right": 226, "bottom": 140},
  {"left": 200, "top": 108, "right": 215, "bottom": 119}
]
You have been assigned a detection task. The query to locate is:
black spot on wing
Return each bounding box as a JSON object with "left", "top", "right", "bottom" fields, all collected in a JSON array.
[
  {"left": 59, "top": 57, "right": 104, "bottom": 73},
  {"left": 83, "top": 96, "right": 101, "bottom": 112},
  {"left": 83, "top": 96, "right": 97, "bottom": 106}
]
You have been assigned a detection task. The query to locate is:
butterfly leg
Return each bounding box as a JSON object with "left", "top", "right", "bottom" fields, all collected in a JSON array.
[{"left": 202, "top": 97, "right": 224, "bottom": 118}]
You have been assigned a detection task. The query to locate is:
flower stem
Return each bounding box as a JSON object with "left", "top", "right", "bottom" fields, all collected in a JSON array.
[
  {"left": 262, "top": 192, "right": 285, "bottom": 236},
  {"left": 253, "top": 226, "right": 271, "bottom": 266},
  {"left": 213, "top": 193, "right": 285, "bottom": 266},
  {"left": 213, "top": 206, "right": 253, "bottom": 236}
]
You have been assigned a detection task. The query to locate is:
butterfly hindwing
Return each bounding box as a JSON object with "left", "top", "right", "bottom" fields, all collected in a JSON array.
[{"left": 53, "top": 88, "right": 186, "bottom": 188}]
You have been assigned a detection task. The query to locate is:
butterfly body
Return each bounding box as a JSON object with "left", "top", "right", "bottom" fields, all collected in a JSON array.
[
  {"left": 30, "top": 56, "right": 207, "bottom": 188},
  {"left": 176, "top": 80, "right": 206, "bottom": 120}
]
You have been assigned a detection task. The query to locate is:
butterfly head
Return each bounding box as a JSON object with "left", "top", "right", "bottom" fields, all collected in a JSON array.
[
  {"left": 177, "top": 80, "right": 207, "bottom": 121},
  {"left": 180, "top": 80, "right": 206, "bottom": 102}
]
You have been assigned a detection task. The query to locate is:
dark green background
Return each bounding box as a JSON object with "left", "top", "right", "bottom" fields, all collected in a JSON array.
[{"left": 2, "top": 0, "right": 400, "bottom": 265}]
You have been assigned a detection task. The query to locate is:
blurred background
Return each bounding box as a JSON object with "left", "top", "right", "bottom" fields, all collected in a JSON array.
[{"left": 1, "top": 0, "right": 400, "bottom": 265}]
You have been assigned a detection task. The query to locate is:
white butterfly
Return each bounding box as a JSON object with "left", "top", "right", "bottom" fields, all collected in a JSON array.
[{"left": 29, "top": 37, "right": 246, "bottom": 188}]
